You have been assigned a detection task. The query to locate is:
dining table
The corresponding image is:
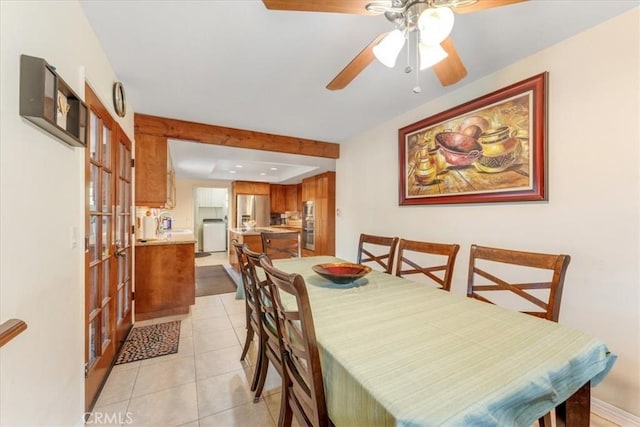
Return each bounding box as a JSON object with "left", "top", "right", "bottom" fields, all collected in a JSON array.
[{"left": 270, "top": 255, "right": 616, "bottom": 427}]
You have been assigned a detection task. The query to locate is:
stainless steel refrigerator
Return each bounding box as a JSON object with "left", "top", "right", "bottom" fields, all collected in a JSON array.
[{"left": 236, "top": 195, "right": 270, "bottom": 228}]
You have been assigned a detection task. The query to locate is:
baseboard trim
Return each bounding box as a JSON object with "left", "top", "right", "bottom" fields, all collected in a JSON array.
[{"left": 592, "top": 398, "right": 640, "bottom": 426}]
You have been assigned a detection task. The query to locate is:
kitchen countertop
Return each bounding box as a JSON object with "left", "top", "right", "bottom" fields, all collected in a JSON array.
[
  {"left": 229, "top": 226, "right": 301, "bottom": 236},
  {"left": 135, "top": 232, "right": 197, "bottom": 246}
]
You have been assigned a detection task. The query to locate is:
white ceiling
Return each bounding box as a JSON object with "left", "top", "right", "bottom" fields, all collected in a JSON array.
[
  {"left": 169, "top": 139, "right": 336, "bottom": 184},
  {"left": 80, "top": 0, "right": 637, "bottom": 183}
]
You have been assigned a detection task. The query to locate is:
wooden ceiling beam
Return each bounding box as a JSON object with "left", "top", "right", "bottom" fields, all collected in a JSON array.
[{"left": 134, "top": 113, "right": 340, "bottom": 159}]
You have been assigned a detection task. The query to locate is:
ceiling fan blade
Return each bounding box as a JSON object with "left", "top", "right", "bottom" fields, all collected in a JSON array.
[
  {"left": 326, "top": 32, "right": 388, "bottom": 91},
  {"left": 262, "top": 0, "right": 379, "bottom": 15},
  {"left": 433, "top": 37, "right": 468, "bottom": 86},
  {"left": 452, "top": 0, "right": 526, "bottom": 14}
]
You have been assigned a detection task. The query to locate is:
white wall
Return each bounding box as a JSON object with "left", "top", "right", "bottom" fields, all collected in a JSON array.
[
  {"left": 0, "top": 1, "right": 134, "bottom": 425},
  {"left": 336, "top": 8, "right": 639, "bottom": 416}
]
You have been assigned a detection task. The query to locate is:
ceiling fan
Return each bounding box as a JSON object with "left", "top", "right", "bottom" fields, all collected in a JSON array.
[{"left": 262, "top": 0, "right": 525, "bottom": 90}]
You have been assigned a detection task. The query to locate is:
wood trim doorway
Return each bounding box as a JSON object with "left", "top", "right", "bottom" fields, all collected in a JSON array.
[{"left": 84, "top": 84, "right": 134, "bottom": 411}]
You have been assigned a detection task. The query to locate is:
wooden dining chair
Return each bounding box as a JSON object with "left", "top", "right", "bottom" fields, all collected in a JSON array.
[
  {"left": 230, "top": 239, "right": 264, "bottom": 392},
  {"left": 395, "top": 239, "right": 460, "bottom": 291},
  {"left": 243, "top": 247, "right": 286, "bottom": 410},
  {"left": 466, "top": 244, "right": 571, "bottom": 322},
  {"left": 260, "top": 255, "right": 330, "bottom": 427},
  {"left": 467, "top": 244, "right": 571, "bottom": 427},
  {"left": 357, "top": 233, "right": 399, "bottom": 274},
  {"left": 261, "top": 231, "right": 301, "bottom": 260}
]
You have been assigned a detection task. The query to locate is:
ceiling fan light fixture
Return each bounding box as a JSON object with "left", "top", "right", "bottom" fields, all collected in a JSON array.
[
  {"left": 419, "top": 42, "right": 448, "bottom": 70},
  {"left": 373, "top": 29, "right": 406, "bottom": 68},
  {"left": 418, "top": 7, "right": 454, "bottom": 45}
]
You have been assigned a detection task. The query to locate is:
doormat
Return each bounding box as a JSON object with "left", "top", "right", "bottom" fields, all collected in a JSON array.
[
  {"left": 115, "top": 320, "right": 181, "bottom": 365},
  {"left": 196, "top": 265, "right": 237, "bottom": 297},
  {"left": 195, "top": 252, "right": 211, "bottom": 258}
]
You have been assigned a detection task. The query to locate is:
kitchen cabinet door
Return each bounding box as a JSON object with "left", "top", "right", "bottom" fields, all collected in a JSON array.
[
  {"left": 302, "top": 176, "right": 316, "bottom": 202},
  {"left": 270, "top": 184, "right": 286, "bottom": 213},
  {"left": 285, "top": 184, "right": 300, "bottom": 211},
  {"left": 135, "top": 135, "right": 168, "bottom": 207},
  {"left": 234, "top": 181, "right": 270, "bottom": 195}
]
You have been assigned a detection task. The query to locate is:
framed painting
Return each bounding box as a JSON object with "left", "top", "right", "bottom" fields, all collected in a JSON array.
[{"left": 399, "top": 72, "right": 547, "bottom": 205}]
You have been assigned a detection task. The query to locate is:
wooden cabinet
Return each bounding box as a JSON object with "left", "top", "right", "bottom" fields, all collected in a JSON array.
[
  {"left": 19, "top": 54, "right": 88, "bottom": 147},
  {"left": 314, "top": 172, "right": 336, "bottom": 256},
  {"left": 233, "top": 181, "right": 270, "bottom": 195},
  {"left": 270, "top": 184, "right": 286, "bottom": 213},
  {"left": 301, "top": 177, "right": 316, "bottom": 202},
  {"left": 300, "top": 172, "right": 335, "bottom": 256},
  {"left": 271, "top": 184, "right": 302, "bottom": 213},
  {"left": 285, "top": 184, "right": 302, "bottom": 212},
  {"left": 134, "top": 242, "right": 195, "bottom": 320},
  {"left": 135, "top": 135, "right": 175, "bottom": 208}
]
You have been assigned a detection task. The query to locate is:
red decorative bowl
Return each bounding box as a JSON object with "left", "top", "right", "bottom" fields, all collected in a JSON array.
[{"left": 312, "top": 263, "right": 372, "bottom": 284}]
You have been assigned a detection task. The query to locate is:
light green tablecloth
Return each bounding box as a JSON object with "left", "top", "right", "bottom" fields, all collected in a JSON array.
[{"left": 272, "top": 256, "right": 616, "bottom": 427}]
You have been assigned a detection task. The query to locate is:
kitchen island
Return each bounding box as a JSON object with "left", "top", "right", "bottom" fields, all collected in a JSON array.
[
  {"left": 228, "top": 227, "right": 300, "bottom": 272},
  {"left": 135, "top": 233, "right": 196, "bottom": 320}
]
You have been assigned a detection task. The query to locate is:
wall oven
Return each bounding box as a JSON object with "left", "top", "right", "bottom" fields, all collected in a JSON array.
[{"left": 302, "top": 201, "right": 315, "bottom": 251}]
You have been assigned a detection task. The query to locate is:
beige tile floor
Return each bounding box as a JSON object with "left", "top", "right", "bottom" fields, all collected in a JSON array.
[
  {"left": 90, "top": 250, "right": 619, "bottom": 427},
  {"left": 91, "top": 291, "right": 286, "bottom": 427}
]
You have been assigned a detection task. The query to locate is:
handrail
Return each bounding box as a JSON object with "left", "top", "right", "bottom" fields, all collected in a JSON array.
[{"left": 0, "top": 319, "right": 27, "bottom": 347}]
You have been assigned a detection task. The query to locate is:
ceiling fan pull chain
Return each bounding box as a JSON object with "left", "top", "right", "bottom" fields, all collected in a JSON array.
[
  {"left": 413, "top": 34, "right": 422, "bottom": 93},
  {"left": 404, "top": 31, "right": 412, "bottom": 74}
]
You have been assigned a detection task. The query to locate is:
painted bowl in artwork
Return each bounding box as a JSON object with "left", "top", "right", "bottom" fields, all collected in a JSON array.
[
  {"left": 435, "top": 132, "right": 482, "bottom": 166},
  {"left": 312, "top": 263, "right": 372, "bottom": 284}
]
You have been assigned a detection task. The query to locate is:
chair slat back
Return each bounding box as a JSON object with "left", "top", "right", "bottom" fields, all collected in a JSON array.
[
  {"left": 357, "top": 233, "right": 399, "bottom": 274},
  {"left": 395, "top": 239, "right": 460, "bottom": 291},
  {"left": 260, "top": 256, "right": 329, "bottom": 427},
  {"left": 231, "top": 239, "right": 261, "bottom": 330},
  {"left": 244, "top": 247, "right": 284, "bottom": 371},
  {"left": 467, "top": 244, "right": 571, "bottom": 321},
  {"left": 261, "top": 231, "right": 301, "bottom": 260}
]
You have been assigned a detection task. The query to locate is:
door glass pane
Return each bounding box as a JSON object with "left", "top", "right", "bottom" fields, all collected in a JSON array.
[
  {"left": 102, "top": 261, "right": 110, "bottom": 305},
  {"left": 102, "top": 171, "right": 111, "bottom": 213},
  {"left": 89, "top": 215, "right": 99, "bottom": 262},
  {"left": 119, "top": 142, "right": 126, "bottom": 178},
  {"left": 116, "top": 214, "right": 123, "bottom": 249},
  {"left": 118, "top": 251, "right": 125, "bottom": 284},
  {"left": 117, "top": 287, "right": 124, "bottom": 322},
  {"left": 102, "top": 126, "right": 111, "bottom": 169},
  {"left": 102, "top": 216, "right": 110, "bottom": 259},
  {"left": 101, "top": 308, "right": 110, "bottom": 346},
  {"left": 89, "top": 318, "right": 98, "bottom": 366},
  {"left": 126, "top": 147, "right": 131, "bottom": 181},
  {"left": 89, "top": 164, "right": 100, "bottom": 212},
  {"left": 89, "top": 112, "right": 99, "bottom": 161},
  {"left": 89, "top": 265, "right": 99, "bottom": 312},
  {"left": 124, "top": 251, "right": 130, "bottom": 281},
  {"left": 118, "top": 179, "right": 125, "bottom": 215},
  {"left": 124, "top": 281, "right": 130, "bottom": 313}
]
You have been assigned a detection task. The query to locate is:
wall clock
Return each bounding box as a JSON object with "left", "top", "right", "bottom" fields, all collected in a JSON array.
[{"left": 113, "top": 81, "right": 126, "bottom": 117}]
